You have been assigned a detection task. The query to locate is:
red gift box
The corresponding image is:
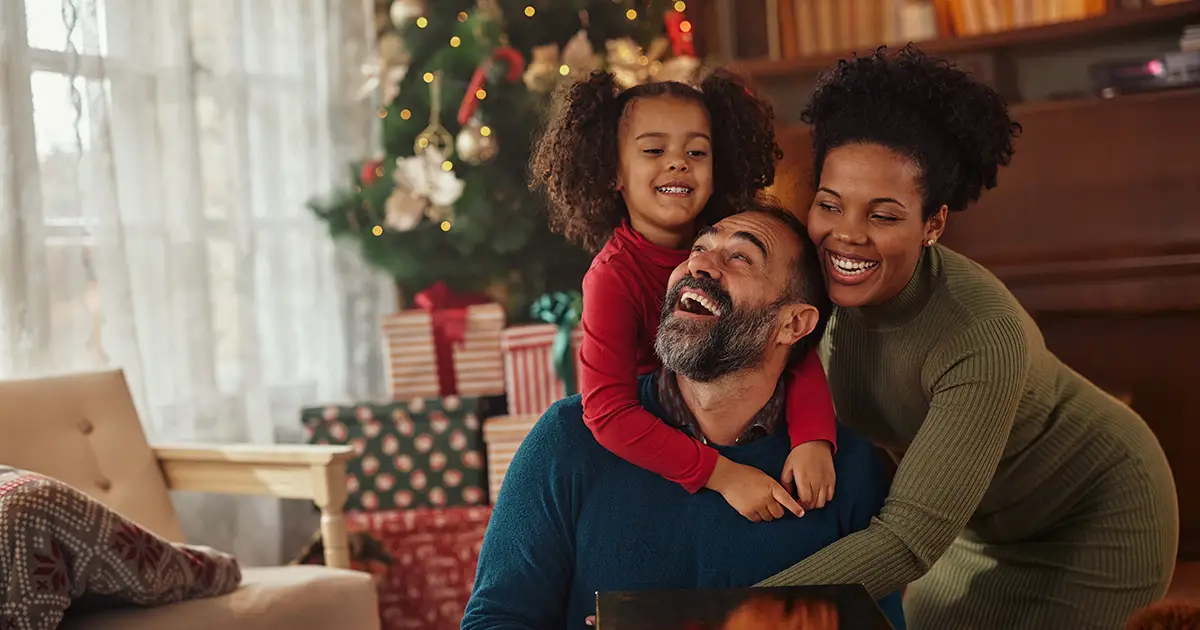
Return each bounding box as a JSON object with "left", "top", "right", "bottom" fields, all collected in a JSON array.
[
  {"left": 383, "top": 303, "right": 506, "bottom": 401},
  {"left": 349, "top": 507, "right": 492, "bottom": 630},
  {"left": 501, "top": 324, "right": 584, "bottom": 416}
]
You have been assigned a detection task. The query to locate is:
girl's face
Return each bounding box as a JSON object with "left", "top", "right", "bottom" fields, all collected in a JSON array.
[
  {"left": 615, "top": 95, "right": 713, "bottom": 248},
  {"left": 806, "top": 143, "right": 946, "bottom": 308}
]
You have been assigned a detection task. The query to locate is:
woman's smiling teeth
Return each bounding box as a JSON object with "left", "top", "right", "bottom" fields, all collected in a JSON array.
[
  {"left": 679, "top": 291, "right": 720, "bottom": 316},
  {"left": 829, "top": 252, "right": 880, "bottom": 276},
  {"left": 656, "top": 185, "right": 692, "bottom": 196}
]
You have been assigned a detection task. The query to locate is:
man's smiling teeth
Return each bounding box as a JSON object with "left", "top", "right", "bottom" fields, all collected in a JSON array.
[
  {"left": 830, "top": 253, "right": 879, "bottom": 275},
  {"left": 656, "top": 186, "right": 692, "bottom": 194},
  {"left": 680, "top": 291, "right": 720, "bottom": 316}
]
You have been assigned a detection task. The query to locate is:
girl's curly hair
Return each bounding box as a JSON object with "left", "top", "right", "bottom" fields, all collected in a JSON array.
[
  {"left": 530, "top": 69, "right": 780, "bottom": 253},
  {"left": 803, "top": 44, "right": 1022, "bottom": 219}
]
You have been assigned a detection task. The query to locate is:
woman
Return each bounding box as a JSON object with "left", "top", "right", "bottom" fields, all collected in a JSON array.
[{"left": 758, "top": 45, "right": 1179, "bottom": 628}]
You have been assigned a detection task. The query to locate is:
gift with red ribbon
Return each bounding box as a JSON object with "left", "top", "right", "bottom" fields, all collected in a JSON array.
[{"left": 382, "top": 282, "right": 506, "bottom": 400}]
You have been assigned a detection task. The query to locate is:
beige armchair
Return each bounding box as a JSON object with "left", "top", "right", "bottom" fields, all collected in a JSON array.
[{"left": 0, "top": 369, "right": 379, "bottom": 630}]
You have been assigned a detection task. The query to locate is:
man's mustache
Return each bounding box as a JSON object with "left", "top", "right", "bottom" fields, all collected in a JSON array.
[{"left": 665, "top": 275, "right": 733, "bottom": 316}]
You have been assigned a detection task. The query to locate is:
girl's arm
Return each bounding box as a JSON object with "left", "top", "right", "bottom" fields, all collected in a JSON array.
[
  {"left": 780, "top": 349, "right": 839, "bottom": 508},
  {"left": 579, "top": 263, "right": 716, "bottom": 492},
  {"left": 758, "top": 317, "right": 1029, "bottom": 597},
  {"left": 784, "top": 349, "right": 838, "bottom": 450}
]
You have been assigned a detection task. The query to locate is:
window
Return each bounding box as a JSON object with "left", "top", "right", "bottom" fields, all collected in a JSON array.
[
  {"left": 0, "top": 2, "right": 112, "bottom": 374},
  {"left": 0, "top": 1, "right": 351, "bottom": 394}
]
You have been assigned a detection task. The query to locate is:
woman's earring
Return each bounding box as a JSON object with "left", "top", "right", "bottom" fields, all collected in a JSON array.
[{"left": 925, "top": 238, "right": 936, "bottom": 246}]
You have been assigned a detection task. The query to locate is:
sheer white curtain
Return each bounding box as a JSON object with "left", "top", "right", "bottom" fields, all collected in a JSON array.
[{"left": 0, "top": 0, "right": 395, "bottom": 565}]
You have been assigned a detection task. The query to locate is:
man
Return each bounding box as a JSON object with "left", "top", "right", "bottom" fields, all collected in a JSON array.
[{"left": 462, "top": 205, "right": 904, "bottom": 630}]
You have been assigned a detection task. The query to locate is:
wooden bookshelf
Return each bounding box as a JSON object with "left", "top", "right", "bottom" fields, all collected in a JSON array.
[{"left": 729, "top": 0, "right": 1200, "bottom": 79}]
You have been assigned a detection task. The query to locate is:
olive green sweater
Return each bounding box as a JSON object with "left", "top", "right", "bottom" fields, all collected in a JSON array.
[{"left": 759, "top": 245, "right": 1168, "bottom": 597}]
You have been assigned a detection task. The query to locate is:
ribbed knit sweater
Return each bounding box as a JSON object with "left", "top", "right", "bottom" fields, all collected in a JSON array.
[{"left": 758, "top": 244, "right": 1175, "bottom": 600}]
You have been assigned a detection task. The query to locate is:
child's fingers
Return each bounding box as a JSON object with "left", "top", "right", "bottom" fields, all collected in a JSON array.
[
  {"left": 780, "top": 466, "right": 796, "bottom": 495},
  {"left": 585, "top": 615, "right": 596, "bottom": 626},
  {"left": 796, "top": 480, "right": 814, "bottom": 508},
  {"left": 772, "top": 483, "right": 805, "bottom": 518},
  {"left": 815, "top": 486, "right": 828, "bottom": 509}
]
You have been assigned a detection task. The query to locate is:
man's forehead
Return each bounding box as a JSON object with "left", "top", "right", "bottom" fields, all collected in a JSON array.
[{"left": 705, "top": 212, "right": 797, "bottom": 254}]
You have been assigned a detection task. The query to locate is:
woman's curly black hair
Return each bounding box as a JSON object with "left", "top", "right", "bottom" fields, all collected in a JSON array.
[
  {"left": 803, "top": 44, "right": 1022, "bottom": 220},
  {"left": 530, "top": 69, "right": 781, "bottom": 253}
]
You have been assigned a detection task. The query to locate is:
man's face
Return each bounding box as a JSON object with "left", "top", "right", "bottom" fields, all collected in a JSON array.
[{"left": 655, "top": 212, "right": 806, "bottom": 382}]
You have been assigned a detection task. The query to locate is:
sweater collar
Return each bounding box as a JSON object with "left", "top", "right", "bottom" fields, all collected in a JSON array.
[
  {"left": 654, "top": 369, "right": 784, "bottom": 446},
  {"left": 845, "top": 244, "right": 941, "bottom": 330},
  {"left": 613, "top": 220, "right": 690, "bottom": 270}
]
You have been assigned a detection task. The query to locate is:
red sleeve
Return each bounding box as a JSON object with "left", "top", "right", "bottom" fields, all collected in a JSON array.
[
  {"left": 784, "top": 348, "right": 838, "bottom": 453},
  {"left": 579, "top": 264, "right": 718, "bottom": 493}
]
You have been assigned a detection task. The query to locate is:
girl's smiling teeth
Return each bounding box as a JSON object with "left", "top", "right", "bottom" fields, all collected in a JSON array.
[
  {"left": 679, "top": 290, "right": 720, "bottom": 316},
  {"left": 656, "top": 185, "right": 693, "bottom": 196}
]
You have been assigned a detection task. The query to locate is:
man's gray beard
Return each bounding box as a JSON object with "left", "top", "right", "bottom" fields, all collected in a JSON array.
[{"left": 654, "top": 301, "right": 782, "bottom": 383}]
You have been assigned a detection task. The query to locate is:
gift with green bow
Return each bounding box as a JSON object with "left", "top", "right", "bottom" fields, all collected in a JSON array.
[{"left": 499, "top": 291, "right": 584, "bottom": 415}]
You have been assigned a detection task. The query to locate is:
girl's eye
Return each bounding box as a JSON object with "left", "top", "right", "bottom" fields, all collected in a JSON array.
[
  {"left": 687, "top": 150, "right": 707, "bottom": 158},
  {"left": 817, "top": 202, "right": 839, "bottom": 212},
  {"left": 643, "top": 148, "right": 664, "bottom": 155},
  {"left": 872, "top": 214, "right": 899, "bottom": 223}
]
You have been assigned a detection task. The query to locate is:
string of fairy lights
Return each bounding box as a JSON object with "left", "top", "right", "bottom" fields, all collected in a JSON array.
[{"left": 365, "top": 1, "right": 693, "bottom": 236}]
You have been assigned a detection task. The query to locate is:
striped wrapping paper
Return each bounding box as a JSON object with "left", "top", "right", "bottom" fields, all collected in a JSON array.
[
  {"left": 382, "top": 303, "right": 506, "bottom": 400},
  {"left": 500, "top": 323, "right": 584, "bottom": 416},
  {"left": 482, "top": 414, "right": 541, "bottom": 501}
]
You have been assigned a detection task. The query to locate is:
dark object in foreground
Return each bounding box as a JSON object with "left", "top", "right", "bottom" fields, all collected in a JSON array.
[
  {"left": 1124, "top": 599, "right": 1200, "bottom": 630},
  {"left": 595, "top": 584, "right": 894, "bottom": 630}
]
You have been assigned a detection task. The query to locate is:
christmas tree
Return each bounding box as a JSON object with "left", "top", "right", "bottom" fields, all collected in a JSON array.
[{"left": 308, "top": 0, "right": 700, "bottom": 320}]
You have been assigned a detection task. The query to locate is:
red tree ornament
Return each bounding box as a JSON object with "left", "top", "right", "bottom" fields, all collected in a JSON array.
[
  {"left": 664, "top": 10, "right": 695, "bottom": 58},
  {"left": 360, "top": 157, "right": 384, "bottom": 186},
  {"left": 457, "top": 46, "right": 526, "bottom": 125}
]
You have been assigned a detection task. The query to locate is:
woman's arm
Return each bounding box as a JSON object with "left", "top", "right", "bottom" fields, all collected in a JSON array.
[{"left": 757, "top": 317, "right": 1030, "bottom": 597}]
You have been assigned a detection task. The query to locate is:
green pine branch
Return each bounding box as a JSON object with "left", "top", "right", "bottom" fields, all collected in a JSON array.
[{"left": 309, "top": 0, "right": 683, "bottom": 320}]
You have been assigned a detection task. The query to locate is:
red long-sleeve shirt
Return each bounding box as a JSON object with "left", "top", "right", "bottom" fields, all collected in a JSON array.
[{"left": 579, "top": 221, "right": 837, "bottom": 493}]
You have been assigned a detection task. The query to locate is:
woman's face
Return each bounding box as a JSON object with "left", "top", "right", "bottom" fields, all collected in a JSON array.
[{"left": 805, "top": 143, "right": 946, "bottom": 308}]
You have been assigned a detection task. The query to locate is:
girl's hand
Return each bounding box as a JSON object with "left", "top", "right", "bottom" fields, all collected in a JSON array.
[
  {"left": 707, "top": 456, "right": 804, "bottom": 521},
  {"left": 780, "top": 441, "right": 835, "bottom": 510}
]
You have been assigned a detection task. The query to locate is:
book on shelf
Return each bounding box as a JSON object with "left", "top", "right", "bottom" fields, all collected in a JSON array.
[{"left": 721, "top": 0, "right": 1190, "bottom": 62}]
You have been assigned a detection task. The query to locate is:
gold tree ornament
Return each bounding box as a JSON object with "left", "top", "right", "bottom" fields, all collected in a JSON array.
[
  {"left": 389, "top": 0, "right": 425, "bottom": 27},
  {"left": 455, "top": 116, "right": 498, "bottom": 165},
  {"left": 414, "top": 72, "right": 453, "bottom": 156},
  {"left": 607, "top": 37, "right": 696, "bottom": 88}
]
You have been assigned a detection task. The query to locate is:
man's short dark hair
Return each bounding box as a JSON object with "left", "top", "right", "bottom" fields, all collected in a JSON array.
[{"left": 738, "top": 198, "right": 831, "bottom": 366}]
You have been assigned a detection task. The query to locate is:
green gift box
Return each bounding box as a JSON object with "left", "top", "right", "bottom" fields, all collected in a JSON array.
[{"left": 301, "top": 395, "right": 503, "bottom": 511}]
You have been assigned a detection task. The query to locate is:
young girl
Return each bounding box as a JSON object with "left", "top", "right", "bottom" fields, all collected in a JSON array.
[{"left": 530, "top": 69, "right": 837, "bottom": 520}]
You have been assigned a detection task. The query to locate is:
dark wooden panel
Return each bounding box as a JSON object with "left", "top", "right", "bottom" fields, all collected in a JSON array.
[
  {"left": 1037, "top": 313, "right": 1200, "bottom": 558},
  {"left": 769, "top": 125, "right": 815, "bottom": 215}
]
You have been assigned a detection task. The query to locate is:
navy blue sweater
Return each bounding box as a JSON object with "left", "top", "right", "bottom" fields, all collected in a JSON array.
[{"left": 463, "top": 376, "right": 905, "bottom": 629}]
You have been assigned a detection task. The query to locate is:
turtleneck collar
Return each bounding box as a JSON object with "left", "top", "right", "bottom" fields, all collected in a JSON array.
[
  {"left": 612, "top": 219, "right": 690, "bottom": 270},
  {"left": 843, "top": 244, "right": 941, "bottom": 330}
]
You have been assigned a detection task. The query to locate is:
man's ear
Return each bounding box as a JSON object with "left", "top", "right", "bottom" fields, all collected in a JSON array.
[{"left": 777, "top": 303, "right": 819, "bottom": 346}]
